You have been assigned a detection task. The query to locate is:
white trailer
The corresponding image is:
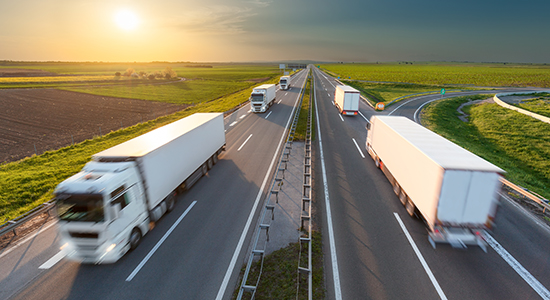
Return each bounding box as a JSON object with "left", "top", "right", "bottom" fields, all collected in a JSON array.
[
  {"left": 54, "top": 113, "right": 225, "bottom": 263},
  {"left": 279, "top": 75, "right": 291, "bottom": 90},
  {"left": 366, "top": 116, "right": 504, "bottom": 250},
  {"left": 334, "top": 85, "right": 360, "bottom": 116},
  {"left": 250, "top": 84, "right": 276, "bottom": 113}
]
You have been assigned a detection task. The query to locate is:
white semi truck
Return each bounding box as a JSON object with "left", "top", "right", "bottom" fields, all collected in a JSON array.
[
  {"left": 54, "top": 113, "right": 226, "bottom": 263},
  {"left": 366, "top": 116, "right": 504, "bottom": 250},
  {"left": 250, "top": 84, "right": 276, "bottom": 113},
  {"left": 279, "top": 75, "right": 291, "bottom": 90},
  {"left": 334, "top": 85, "right": 360, "bottom": 116}
]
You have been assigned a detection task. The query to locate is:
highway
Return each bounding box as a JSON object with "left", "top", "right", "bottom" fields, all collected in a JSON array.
[
  {"left": 0, "top": 70, "right": 308, "bottom": 300},
  {"left": 312, "top": 66, "right": 550, "bottom": 300}
]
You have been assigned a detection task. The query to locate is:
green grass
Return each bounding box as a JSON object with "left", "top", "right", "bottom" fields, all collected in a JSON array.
[
  {"left": 233, "top": 231, "right": 325, "bottom": 300},
  {"left": 321, "top": 62, "right": 550, "bottom": 87},
  {"left": 345, "top": 81, "right": 466, "bottom": 105},
  {"left": 0, "top": 76, "right": 279, "bottom": 223},
  {"left": 295, "top": 72, "right": 315, "bottom": 141},
  {"left": 511, "top": 93, "right": 550, "bottom": 118},
  {"left": 62, "top": 80, "right": 253, "bottom": 105},
  {"left": 421, "top": 95, "right": 550, "bottom": 200}
]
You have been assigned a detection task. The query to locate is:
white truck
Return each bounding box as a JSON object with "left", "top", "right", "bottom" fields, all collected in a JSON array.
[
  {"left": 54, "top": 113, "right": 226, "bottom": 263},
  {"left": 366, "top": 116, "right": 504, "bottom": 250},
  {"left": 334, "top": 85, "right": 360, "bottom": 116},
  {"left": 279, "top": 75, "right": 291, "bottom": 90},
  {"left": 250, "top": 84, "right": 276, "bottom": 113}
]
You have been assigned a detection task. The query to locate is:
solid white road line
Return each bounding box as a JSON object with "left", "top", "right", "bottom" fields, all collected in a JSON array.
[
  {"left": 215, "top": 82, "right": 303, "bottom": 300},
  {"left": 339, "top": 114, "right": 344, "bottom": 122},
  {"left": 264, "top": 111, "right": 272, "bottom": 119},
  {"left": 39, "top": 250, "right": 66, "bottom": 269},
  {"left": 237, "top": 134, "right": 253, "bottom": 151},
  {"left": 229, "top": 121, "right": 238, "bottom": 127},
  {"left": 358, "top": 111, "right": 370, "bottom": 123},
  {"left": 0, "top": 221, "right": 57, "bottom": 259},
  {"left": 352, "top": 138, "right": 365, "bottom": 159},
  {"left": 483, "top": 231, "right": 550, "bottom": 299},
  {"left": 126, "top": 201, "right": 197, "bottom": 281},
  {"left": 394, "top": 213, "right": 447, "bottom": 300},
  {"left": 315, "top": 78, "right": 343, "bottom": 300}
]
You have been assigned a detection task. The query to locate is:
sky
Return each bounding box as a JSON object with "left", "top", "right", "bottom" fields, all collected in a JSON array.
[{"left": 1, "top": 0, "right": 549, "bottom": 63}]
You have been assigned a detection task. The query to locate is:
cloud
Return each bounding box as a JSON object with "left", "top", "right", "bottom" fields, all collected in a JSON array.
[{"left": 170, "top": 5, "right": 258, "bottom": 35}]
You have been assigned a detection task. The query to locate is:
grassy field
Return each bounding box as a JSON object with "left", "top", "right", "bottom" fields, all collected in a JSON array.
[
  {"left": 62, "top": 80, "right": 253, "bottom": 105},
  {"left": 321, "top": 63, "right": 550, "bottom": 87},
  {"left": 0, "top": 73, "right": 279, "bottom": 222},
  {"left": 344, "top": 81, "right": 467, "bottom": 105},
  {"left": 421, "top": 95, "right": 550, "bottom": 200},
  {"left": 233, "top": 231, "right": 324, "bottom": 300},
  {"left": 295, "top": 72, "right": 315, "bottom": 141},
  {"left": 511, "top": 93, "right": 550, "bottom": 118}
]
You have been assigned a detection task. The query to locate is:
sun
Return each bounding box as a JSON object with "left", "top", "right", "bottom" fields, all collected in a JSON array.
[{"left": 114, "top": 10, "right": 139, "bottom": 31}]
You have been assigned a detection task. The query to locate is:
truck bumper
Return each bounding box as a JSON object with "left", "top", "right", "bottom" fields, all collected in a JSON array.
[
  {"left": 428, "top": 227, "right": 487, "bottom": 252},
  {"left": 61, "top": 237, "right": 129, "bottom": 264}
]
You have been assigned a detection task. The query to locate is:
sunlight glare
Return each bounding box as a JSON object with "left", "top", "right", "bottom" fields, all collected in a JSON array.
[{"left": 115, "top": 10, "right": 139, "bottom": 31}]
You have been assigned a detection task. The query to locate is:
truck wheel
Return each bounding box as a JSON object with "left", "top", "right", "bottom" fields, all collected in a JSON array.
[
  {"left": 374, "top": 157, "right": 380, "bottom": 168},
  {"left": 207, "top": 157, "right": 213, "bottom": 170},
  {"left": 406, "top": 199, "right": 416, "bottom": 217},
  {"left": 129, "top": 228, "right": 142, "bottom": 250},
  {"left": 201, "top": 163, "right": 208, "bottom": 175},
  {"left": 393, "top": 182, "right": 401, "bottom": 196},
  {"left": 399, "top": 191, "right": 407, "bottom": 206},
  {"left": 166, "top": 194, "right": 176, "bottom": 212},
  {"left": 212, "top": 153, "right": 219, "bottom": 164}
]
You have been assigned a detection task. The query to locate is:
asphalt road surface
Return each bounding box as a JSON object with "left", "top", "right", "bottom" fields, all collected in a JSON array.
[
  {"left": 312, "top": 66, "right": 550, "bottom": 300},
  {"left": 0, "top": 70, "right": 308, "bottom": 300}
]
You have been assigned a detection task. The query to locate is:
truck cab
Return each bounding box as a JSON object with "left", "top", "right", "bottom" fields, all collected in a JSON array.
[{"left": 55, "top": 161, "right": 150, "bottom": 263}]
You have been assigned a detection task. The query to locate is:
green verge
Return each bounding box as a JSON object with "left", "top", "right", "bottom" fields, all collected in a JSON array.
[
  {"left": 511, "top": 93, "right": 550, "bottom": 118},
  {"left": 344, "top": 81, "right": 468, "bottom": 105},
  {"left": 233, "top": 231, "right": 325, "bottom": 300},
  {"left": 294, "top": 72, "right": 315, "bottom": 141},
  {"left": 0, "top": 77, "right": 279, "bottom": 222},
  {"left": 421, "top": 95, "right": 550, "bottom": 200}
]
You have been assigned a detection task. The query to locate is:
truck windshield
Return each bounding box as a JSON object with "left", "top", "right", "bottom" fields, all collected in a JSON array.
[
  {"left": 280, "top": 80, "right": 287, "bottom": 84},
  {"left": 56, "top": 194, "right": 104, "bottom": 222},
  {"left": 251, "top": 94, "right": 264, "bottom": 102}
]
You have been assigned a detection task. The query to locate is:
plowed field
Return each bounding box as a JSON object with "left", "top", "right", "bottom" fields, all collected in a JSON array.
[{"left": 0, "top": 89, "right": 184, "bottom": 163}]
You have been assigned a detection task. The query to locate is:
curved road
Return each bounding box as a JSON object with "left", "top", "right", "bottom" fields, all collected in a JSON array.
[{"left": 312, "top": 66, "right": 550, "bottom": 300}]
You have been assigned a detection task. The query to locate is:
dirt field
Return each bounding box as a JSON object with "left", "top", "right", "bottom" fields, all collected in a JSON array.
[{"left": 0, "top": 89, "right": 185, "bottom": 163}]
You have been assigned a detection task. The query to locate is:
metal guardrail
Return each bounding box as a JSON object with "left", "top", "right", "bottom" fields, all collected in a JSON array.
[
  {"left": 501, "top": 178, "right": 550, "bottom": 212},
  {"left": 0, "top": 201, "right": 56, "bottom": 246},
  {"left": 236, "top": 69, "right": 308, "bottom": 300},
  {"left": 297, "top": 72, "right": 313, "bottom": 300}
]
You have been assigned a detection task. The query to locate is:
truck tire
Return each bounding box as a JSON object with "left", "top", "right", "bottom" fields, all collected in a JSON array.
[
  {"left": 207, "top": 157, "right": 213, "bottom": 170},
  {"left": 399, "top": 191, "right": 407, "bottom": 206},
  {"left": 166, "top": 193, "right": 176, "bottom": 212},
  {"left": 201, "top": 163, "right": 208, "bottom": 175},
  {"left": 406, "top": 199, "right": 416, "bottom": 217},
  {"left": 212, "top": 153, "right": 218, "bottom": 164},
  {"left": 129, "top": 228, "right": 142, "bottom": 250},
  {"left": 374, "top": 157, "right": 380, "bottom": 168},
  {"left": 393, "top": 182, "right": 401, "bottom": 196}
]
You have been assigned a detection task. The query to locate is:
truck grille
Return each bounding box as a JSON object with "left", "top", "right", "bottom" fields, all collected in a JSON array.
[{"left": 69, "top": 232, "right": 99, "bottom": 239}]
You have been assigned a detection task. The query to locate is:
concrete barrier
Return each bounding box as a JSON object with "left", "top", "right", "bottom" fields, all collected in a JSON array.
[{"left": 493, "top": 91, "right": 550, "bottom": 124}]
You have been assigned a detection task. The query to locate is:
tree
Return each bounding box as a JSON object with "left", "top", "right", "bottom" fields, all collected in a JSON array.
[
  {"left": 115, "top": 72, "right": 121, "bottom": 77},
  {"left": 148, "top": 74, "right": 156, "bottom": 80},
  {"left": 124, "top": 68, "right": 135, "bottom": 76},
  {"left": 163, "top": 66, "right": 177, "bottom": 79}
]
